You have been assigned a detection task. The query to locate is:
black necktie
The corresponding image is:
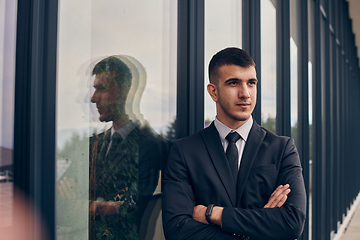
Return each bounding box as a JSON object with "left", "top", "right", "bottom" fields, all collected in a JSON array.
[{"left": 226, "top": 132, "right": 241, "bottom": 185}]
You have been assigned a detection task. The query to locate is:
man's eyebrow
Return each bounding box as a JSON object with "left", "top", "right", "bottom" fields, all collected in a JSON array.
[
  {"left": 224, "top": 78, "right": 258, "bottom": 82},
  {"left": 224, "top": 78, "right": 240, "bottom": 82}
]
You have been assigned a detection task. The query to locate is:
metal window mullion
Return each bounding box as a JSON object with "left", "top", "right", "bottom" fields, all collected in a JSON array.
[
  {"left": 332, "top": 0, "right": 341, "bottom": 231},
  {"left": 310, "top": 0, "right": 324, "bottom": 239},
  {"left": 296, "top": 0, "right": 309, "bottom": 239},
  {"left": 320, "top": 7, "right": 332, "bottom": 238},
  {"left": 14, "top": 0, "right": 58, "bottom": 239},
  {"left": 276, "top": 0, "right": 291, "bottom": 137},
  {"left": 330, "top": 31, "right": 340, "bottom": 233},
  {"left": 338, "top": 0, "right": 346, "bottom": 219},
  {"left": 177, "top": 0, "right": 204, "bottom": 138},
  {"left": 335, "top": 41, "right": 342, "bottom": 229}
]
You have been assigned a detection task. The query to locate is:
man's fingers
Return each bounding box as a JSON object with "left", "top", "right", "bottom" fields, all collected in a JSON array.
[
  {"left": 276, "top": 195, "right": 288, "bottom": 207},
  {"left": 267, "top": 185, "right": 287, "bottom": 206},
  {"left": 264, "top": 184, "right": 291, "bottom": 208},
  {"left": 271, "top": 188, "right": 290, "bottom": 208}
]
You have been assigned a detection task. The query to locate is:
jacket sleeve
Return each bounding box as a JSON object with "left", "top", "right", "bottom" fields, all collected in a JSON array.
[
  {"left": 221, "top": 138, "right": 307, "bottom": 240},
  {"left": 162, "top": 141, "right": 239, "bottom": 240}
]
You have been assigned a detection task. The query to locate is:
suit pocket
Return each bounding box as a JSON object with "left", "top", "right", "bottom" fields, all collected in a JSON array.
[
  {"left": 250, "top": 164, "right": 277, "bottom": 174},
  {"left": 244, "top": 164, "right": 278, "bottom": 208}
]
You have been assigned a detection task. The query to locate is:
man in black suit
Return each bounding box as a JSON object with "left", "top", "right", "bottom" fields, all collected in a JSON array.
[{"left": 162, "top": 47, "right": 306, "bottom": 240}]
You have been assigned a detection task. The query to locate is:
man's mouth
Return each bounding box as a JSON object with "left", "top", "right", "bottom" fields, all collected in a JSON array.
[
  {"left": 96, "top": 106, "right": 104, "bottom": 113},
  {"left": 236, "top": 103, "right": 250, "bottom": 106}
]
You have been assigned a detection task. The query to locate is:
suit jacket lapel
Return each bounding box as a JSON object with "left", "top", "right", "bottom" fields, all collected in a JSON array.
[
  {"left": 236, "top": 121, "right": 266, "bottom": 206},
  {"left": 201, "top": 123, "right": 237, "bottom": 206}
]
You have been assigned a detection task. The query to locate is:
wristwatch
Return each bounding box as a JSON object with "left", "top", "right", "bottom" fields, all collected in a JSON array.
[{"left": 205, "top": 204, "right": 215, "bottom": 225}]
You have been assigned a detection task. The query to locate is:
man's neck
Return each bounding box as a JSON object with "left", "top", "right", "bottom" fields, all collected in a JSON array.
[
  {"left": 216, "top": 117, "right": 249, "bottom": 130},
  {"left": 112, "top": 115, "right": 130, "bottom": 130}
]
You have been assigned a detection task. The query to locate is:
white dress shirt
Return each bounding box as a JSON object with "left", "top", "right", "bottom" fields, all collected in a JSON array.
[{"left": 214, "top": 116, "right": 253, "bottom": 169}]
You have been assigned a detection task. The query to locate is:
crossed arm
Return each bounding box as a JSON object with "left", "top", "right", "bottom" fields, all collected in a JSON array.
[{"left": 192, "top": 184, "right": 291, "bottom": 226}]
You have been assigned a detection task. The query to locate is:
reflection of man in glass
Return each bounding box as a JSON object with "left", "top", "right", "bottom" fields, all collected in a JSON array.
[
  {"left": 91, "top": 58, "right": 130, "bottom": 128},
  {"left": 89, "top": 56, "right": 168, "bottom": 240}
]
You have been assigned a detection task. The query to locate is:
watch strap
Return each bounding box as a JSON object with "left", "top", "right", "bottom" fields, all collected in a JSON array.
[{"left": 205, "top": 204, "right": 215, "bottom": 225}]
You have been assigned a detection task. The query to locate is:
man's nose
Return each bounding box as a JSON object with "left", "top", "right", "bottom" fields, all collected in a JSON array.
[
  {"left": 238, "top": 85, "right": 250, "bottom": 99},
  {"left": 90, "top": 91, "right": 97, "bottom": 103}
]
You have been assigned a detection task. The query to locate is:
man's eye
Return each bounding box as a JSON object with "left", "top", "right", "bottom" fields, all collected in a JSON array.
[{"left": 95, "top": 84, "right": 110, "bottom": 90}]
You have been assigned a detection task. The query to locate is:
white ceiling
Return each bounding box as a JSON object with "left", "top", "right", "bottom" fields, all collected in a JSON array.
[{"left": 347, "top": 0, "right": 360, "bottom": 67}]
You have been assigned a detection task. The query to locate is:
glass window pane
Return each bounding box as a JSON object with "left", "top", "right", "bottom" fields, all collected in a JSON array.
[
  {"left": 0, "top": 0, "right": 17, "bottom": 228},
  {"left": 56, "top": 1, "right": 177, "bottom": 239},
  {"left": 290, "top": 0, "right": 298, "bottom": 144},
  {"left": 204, "top": 0, "right": 242, "bottom": 126},
  {"left": 261, "top": 0, "right": 276, "bottom": 132}
]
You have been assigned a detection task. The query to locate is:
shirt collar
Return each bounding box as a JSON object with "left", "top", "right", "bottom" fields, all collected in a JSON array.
[
  {"left": 111, "top": 120, "right": 139, "bottom": 139},
  {"left": 214, "top": 115, "right": 253, "bottom": 142}
]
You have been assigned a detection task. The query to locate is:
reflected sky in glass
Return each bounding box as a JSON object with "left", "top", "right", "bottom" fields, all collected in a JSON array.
[
  {"left": 290, "top": 38, "right": 298, "bottom": 128},
  {"left": 261, "top": 0, "right": 277, "bottom": 127},
  {"left": 57, "top": 0, "right": 177, "bottom": 149},
  {"left": 290, "top": 0, "right": 298, "bottom": 145}
]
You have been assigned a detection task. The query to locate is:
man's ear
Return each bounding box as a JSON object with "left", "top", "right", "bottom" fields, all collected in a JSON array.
[{"left": 207, "top": 83, "right": 218, "bottom": 102}]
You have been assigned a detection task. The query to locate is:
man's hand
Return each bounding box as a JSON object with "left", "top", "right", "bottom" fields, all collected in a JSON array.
[
  {"left": 193, "top": 205, "right": 224, "bottom": 226},
  {"left": 89, "top": 200, "right": 122, "bottom": 216},
  {"left": 263, "top": 184, "right": 291, "bottom": 208}
]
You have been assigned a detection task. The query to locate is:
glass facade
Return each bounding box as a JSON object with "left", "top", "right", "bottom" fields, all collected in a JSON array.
[
  {"left": 0, "top": 0, "right": 17, "bottom": 228},
  {"left": 204, "top": 0, "right": 242, "bottom": 126},
  {"left": 56, "top": 1, "right": 177, "bottom": 239},
  {"left": 260, "top": 0, "right": 276, "bottom": 132},
  {"left": 4, "top": 1, "right": 360, "bottom": 239}
]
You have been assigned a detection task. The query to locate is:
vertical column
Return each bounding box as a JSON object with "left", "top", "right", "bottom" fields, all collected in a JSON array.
[
  {"left": 14, "top": 0, "right": 58, "bottom": 239},
  {"left": 177, "top": 0, "right": 204, "bottom": 138},
  {"left": 276, "top": 0, "right": 291, "bottom": 137},
  {"left": 296, "top": 0, "right": 309, "bottom": 238},
  {"left": 338, "top": 0, "right": 345, "bottom": 221},
  {"left": 320, "top": 1, "right": 332, "bottom": 238},
  {"left": 331, "top": 0, "right": 341, "bottom": 232},
  {"left": 309, "top": 0, "right": 324, "bottom": 239}
]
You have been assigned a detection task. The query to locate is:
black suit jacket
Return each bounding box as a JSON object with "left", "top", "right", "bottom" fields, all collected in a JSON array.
[{"left": 162, "top": 121, "right": 306, "bottom": 240}]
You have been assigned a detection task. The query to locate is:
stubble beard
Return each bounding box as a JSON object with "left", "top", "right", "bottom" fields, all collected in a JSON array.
[{"left": 218, "top": 94, "right": 250, "bottom": 122}]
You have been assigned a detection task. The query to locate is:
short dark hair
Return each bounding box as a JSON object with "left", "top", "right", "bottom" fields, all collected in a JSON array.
[
  {"left": 92, "top": 56, "right": 132, "bottom": 89},
  {"left": 208, "top": 47, "right": 255, "bottom": 85}
]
